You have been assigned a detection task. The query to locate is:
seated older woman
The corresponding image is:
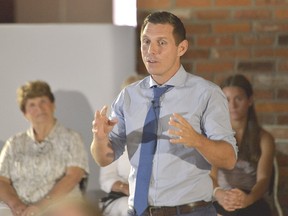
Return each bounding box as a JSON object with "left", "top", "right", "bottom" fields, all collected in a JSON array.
[{"left": 0, "top": 81, "right": 89, "bottom": 216}]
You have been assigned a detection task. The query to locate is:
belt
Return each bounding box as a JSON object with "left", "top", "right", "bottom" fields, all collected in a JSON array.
[{"left": 144, "top": 201, "right": 211, "bottom": 216}]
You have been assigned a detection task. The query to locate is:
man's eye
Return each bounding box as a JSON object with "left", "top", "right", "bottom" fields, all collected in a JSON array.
[
  {"left": 159, "top": 40, "right": 166, "bottom": 45},
  {"left": 142, "top": 39, "right": 150, "bottom": 45}
]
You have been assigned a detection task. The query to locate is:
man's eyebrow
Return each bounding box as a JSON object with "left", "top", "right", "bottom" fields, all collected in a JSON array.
[
  {"left": 157, "top": 36, "right": 168, "bottom": 40},
  {"left": 141, "top": 35, "right": 168, "bottom": 40}
]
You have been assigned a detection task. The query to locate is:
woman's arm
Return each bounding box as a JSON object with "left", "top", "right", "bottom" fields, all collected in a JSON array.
[
  {"left": 0, "top": 176, "right": 27, "bottom": 216},
  {"left": 210, "top": 166, "right": 240, "bottom": 212},
  {"left": 100, "top": 160, "right": 122, "bottom": 192},
  {"left": 21, "top": 167, "right": 85, "bottom": 216},
  {"left": 213, "top": 130, "right": 275, "bottom": 211},
  {"left": 100, "top": 154, "right": 129, "bottom": 196},
  {"left": 236, "top": 130, "right": 275, "bottom": 208},
  {"left": 39, "top": 166, "right": 85, "bottom": 203}
]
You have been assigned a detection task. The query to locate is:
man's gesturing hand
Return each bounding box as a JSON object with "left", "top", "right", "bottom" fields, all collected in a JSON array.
[
  {"left": 92, "top": 106, "right": 118, "bottom": 141},
  {"left": 168, "top": 113, "right": 201, "bottom": 148},
  {"left": 91, "top": 106, "right": 118, "bottom": 166}
]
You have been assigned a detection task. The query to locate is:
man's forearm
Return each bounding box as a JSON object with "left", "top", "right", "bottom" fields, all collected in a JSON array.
[
  {"left": 196, "top": 136, "right": 237, "bottom": 169},
  {"left": 90, "top": 137, "right": 115, "bottom": 167}
]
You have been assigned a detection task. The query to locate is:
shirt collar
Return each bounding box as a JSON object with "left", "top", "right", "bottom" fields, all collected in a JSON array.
[
  {"left": 27, "top": 120, "right": 59, "bottom": 142},
  {"left": 146, "top": 65, "right": 187, "bottom": 88}
]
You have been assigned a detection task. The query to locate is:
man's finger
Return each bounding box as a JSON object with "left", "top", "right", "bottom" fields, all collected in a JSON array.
[
  {"left": 108, "top": 118, "right": 118, "bottom": 126},
  {"left": 94, "top": 110, "right": 100, "bottom": 119},
  {"left": 168, "top": 117, "right": 182, "bottom": 129},
  {"left": 172, "top": 113, "right": 190, "bottom": 127},
  {"left": 100, "top": 105, "right": 108, "bottom": 116}
]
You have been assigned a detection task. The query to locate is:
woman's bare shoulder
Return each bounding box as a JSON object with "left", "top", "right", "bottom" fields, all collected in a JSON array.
[{"left": 260, "top": 128, "right": 275, "bottom": 151}]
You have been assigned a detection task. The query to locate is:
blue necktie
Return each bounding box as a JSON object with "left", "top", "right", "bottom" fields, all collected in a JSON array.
[{"left": 134, "top": 85, "right": 172, "bottom": 216}]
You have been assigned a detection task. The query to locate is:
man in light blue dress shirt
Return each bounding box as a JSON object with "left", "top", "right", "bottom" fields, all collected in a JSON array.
[{"left": 91, "top": 11, "right": 237, "bottom": 216}]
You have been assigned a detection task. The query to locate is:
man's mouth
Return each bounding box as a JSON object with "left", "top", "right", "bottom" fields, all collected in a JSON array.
[{"left": 146, "top": 58, "right": 157, "bottom": 63}]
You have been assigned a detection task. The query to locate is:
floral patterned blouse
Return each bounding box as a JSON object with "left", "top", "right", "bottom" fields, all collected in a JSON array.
[{"left": 0, "top": 122, "right": 89, "bottom": 204}]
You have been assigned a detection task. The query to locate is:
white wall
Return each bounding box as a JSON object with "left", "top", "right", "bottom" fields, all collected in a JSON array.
[{"left": 0, "top": 24, "right": 136, "bottom": 191}]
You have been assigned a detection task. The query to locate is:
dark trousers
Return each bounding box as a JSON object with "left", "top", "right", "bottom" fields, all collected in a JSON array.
[{"left": 213, "top": 199, "right": 271, "bottom": 216}]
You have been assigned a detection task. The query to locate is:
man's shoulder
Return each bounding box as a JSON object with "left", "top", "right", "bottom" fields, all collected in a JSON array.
[
  {"left": 119, "top": 77, "right": 148, "bottom": 99},
  {"left": 185, "top": 73, "right": 220, "bottom": 90},
  {"left": 124, "top": 76, "right": 148, "bottom": 90}
]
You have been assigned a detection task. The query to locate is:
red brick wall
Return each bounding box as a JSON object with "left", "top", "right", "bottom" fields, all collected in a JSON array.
[{"left": 137, "top": 0, "right": 288, "bottom": 214}]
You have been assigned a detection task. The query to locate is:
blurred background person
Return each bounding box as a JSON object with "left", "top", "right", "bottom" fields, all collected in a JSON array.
[
  {"left": 211, "top": 74, "right": 275, "bottom": 216},
  {"left": 99, "top": 74, "right": 145, "bottom": 216},
  {"left": 0, "top": 80, "right": 89, "bottom": 216},
  {"left": 37, "top": 196, "right": 102, "bottom": 216}
]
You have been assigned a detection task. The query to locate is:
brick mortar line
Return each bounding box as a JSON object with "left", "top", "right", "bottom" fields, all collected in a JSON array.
[{"left": 263, "top": 125, "right": 288, "bottom": 129}]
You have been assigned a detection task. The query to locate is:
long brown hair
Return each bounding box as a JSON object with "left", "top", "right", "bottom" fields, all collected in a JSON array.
[{"left": 221, "top": 74, "right": 261, "bottom": 164}]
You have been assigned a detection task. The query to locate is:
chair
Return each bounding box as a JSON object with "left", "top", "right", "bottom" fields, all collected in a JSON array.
[
  {"left": 272, "top": 157, "right": 283, "bottom": 216},
  {"left": 267, "top": 157, "right": 283, "bottom": 216}
]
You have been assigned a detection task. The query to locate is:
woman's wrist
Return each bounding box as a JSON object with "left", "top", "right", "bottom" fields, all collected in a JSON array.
[
  {"left": 245, "top": 193, "right": 255, "bottom": 207},
  {"left": 36, "top": 194, "right": 53, "bottom": 209},
  {"left": 9, "top": 201, "right": 26, "bottom": 215},
  {"left": 119, "top": 182, "right": 124, "bottom": 191},
  {"left": 8, "top": 198, "right": 25, "bottom": 210},
  {"left": 111, "top": 181, "right": 125, "bottom": 193},
  {"left": 213, "top": 187, "right": 221, "bottom": 197}
]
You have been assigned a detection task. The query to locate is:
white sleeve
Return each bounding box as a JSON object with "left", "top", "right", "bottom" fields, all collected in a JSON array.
[{"left": 99, "top": 159, "right": 123, "bottom": 193}]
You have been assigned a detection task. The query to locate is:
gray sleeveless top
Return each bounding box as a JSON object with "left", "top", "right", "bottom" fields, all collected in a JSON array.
[{"left": 218, "top": 159, "right": 257, "bottom": 191}]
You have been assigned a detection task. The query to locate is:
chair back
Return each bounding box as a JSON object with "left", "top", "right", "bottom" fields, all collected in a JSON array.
[
  {"left": 266, "top": 157, "right": 283, "bottom": 216},
  {"left": 272, "top": 157, "right": 283, "bottom": 216}
]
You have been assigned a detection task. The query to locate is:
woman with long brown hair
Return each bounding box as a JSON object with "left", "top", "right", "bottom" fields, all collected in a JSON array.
[{"left": 211, "top": 74, "right": 275, "bottom": 216}]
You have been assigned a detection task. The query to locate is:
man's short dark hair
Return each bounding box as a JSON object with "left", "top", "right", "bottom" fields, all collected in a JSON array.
[{"left": 140, "top": 11, "right": 186, "bottom": 45}]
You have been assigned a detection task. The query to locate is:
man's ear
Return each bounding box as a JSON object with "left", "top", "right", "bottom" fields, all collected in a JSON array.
[{"left": 177, "top": 39, "right": 188, "bottom": 57}]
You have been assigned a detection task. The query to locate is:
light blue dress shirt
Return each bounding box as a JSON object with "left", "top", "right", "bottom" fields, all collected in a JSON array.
[{"left": 109, "top": 66, "right": 237, "bottom": 208}]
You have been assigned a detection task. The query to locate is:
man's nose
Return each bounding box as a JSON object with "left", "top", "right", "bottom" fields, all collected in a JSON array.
[{"left": 148, "top": 43, "right": 158, "bottom": 54}]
